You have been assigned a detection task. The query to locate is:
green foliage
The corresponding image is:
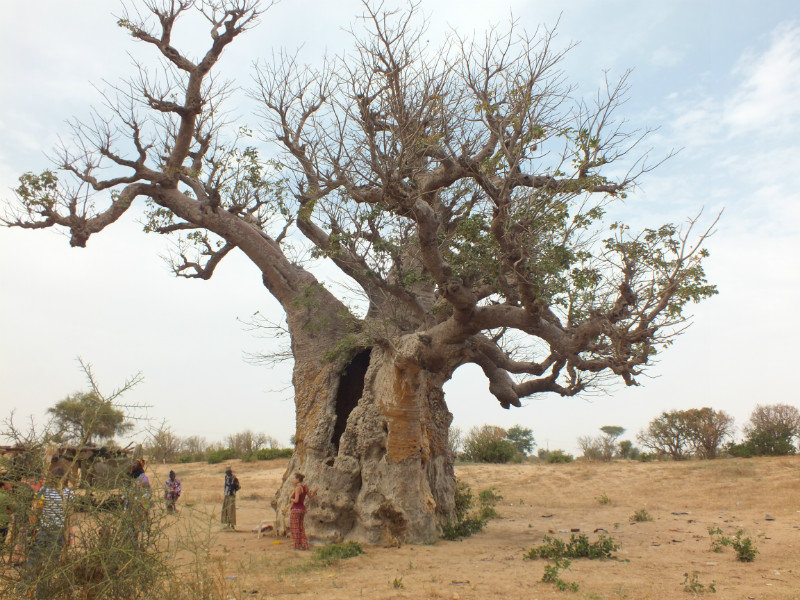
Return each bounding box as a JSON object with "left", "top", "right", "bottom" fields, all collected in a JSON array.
[
  {"left": 253, "top": 447, "right": 293, "bottom": 460},
  {"left": 205, "top": 448, "right": 237, "bottom": 464},
  {"left": 441, "top": 481, "right": 501, "bottom": 540},
  {"left": 524, "top": 533, "right": 619, "bottom": 560},
  {"left": 617, "top": 440, "right": 640, "bottom": 460},
  {"left": 392, "top": 577, "right": 404, "bottom": 589},
  {"left": 441, "top": 515, "right": 486, "bottom": 540},
  {"left": 541, "top": 558, "right": 579, "bottom": 592},
  {"left": 600, "top": 425, "right": 625, "bottom": 438},
  {"left": 631, "top": 509, "right": 653, "bottom": 522},
  {"left": 311, "top": 541, "right": 365, "bottom": 565},
  {"left": 462, "top": 425, "right": 518, "bottom": 463},
  {"left": 322, "top": 334, "right": 360, "bottom": 362},
  {"left": 709, "top": 528, "right": 758, "bottom": 562},
  {"left": 596, "top": 493, "right": 610, "bottom": 505},
  {"left": 14, "top": 170, "right": 59, "bottom": 212},
  {"left": 725, "top": 441, "right": 754, "bottom": 458},
  {"left": 682, "top": 571, "right": 716, "bottom": 594},
  {"left": 730, "top": 532, "right": 758, "bottom": 562},
  {"left": 452, "top": 480, "right": 473, "bottom": 521},
  {"left": 505, "top": 425, "right": 535, "bottom": 455},
  {"left": 639, "top": 408, "right": 735, "bottom": 460},
  {"left": 539, "top": 449, "right": 574, "bottom": 463},
  {"left": 48, "top": 391, "right": 132, "bottom": 444},
  {"left": 742, "top": 404, "right": 800, "bottom": 456}
]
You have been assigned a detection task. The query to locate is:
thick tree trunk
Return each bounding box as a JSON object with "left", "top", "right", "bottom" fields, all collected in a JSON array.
[{"left": 273, "top": 341, "right": 455, "bottom": 544}]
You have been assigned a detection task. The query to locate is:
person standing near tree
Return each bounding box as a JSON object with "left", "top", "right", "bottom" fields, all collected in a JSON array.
[
  {"left": 127, "top": 459, "right": 151, "bottom": 547},
  {"left": 26, "top": 464, "right": 73, "bottom": 597},
  {"left": 289, "top": 473, "right": 317, "bottom": 550},
  {"left": 163, "top": 470, "right": 181, "bottom": 513},
  {"left": 221, "top": 467, "right": 239, "bottom": 529}
]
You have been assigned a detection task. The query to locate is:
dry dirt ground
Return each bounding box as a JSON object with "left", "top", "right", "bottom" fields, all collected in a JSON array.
[{"left": 151, "top": 456, "right": 800, "bottom": 600}]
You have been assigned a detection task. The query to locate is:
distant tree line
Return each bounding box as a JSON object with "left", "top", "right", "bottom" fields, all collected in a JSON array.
[
  {"left": 634, "top": 404, "right": 800, "bottom": 460},
  {"left": 144, "top": 424, "right": 293, "bottom": 464},
  {"left": 31, "top": 385, "right": 800, "bottom": 466},
  {"left": 448, "top": 403, "right": 800, "bottom": 465}
]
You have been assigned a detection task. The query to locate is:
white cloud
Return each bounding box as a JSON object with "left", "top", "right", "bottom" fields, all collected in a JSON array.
[{"left": 724, "top": 22, "right": 800, "bottom": 135}]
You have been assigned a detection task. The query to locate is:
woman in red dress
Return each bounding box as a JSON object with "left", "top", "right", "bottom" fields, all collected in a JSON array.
[{"left": 289, "top": 473, "right": 317, "bottom": 550}]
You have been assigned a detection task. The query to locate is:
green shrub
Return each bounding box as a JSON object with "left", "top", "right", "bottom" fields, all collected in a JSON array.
[
  {"left": 524, "top": 533, "right": 619, "bottom": 560},
  {"left": 206, "top": 448, "right": 236, "bottom": 464},
  {"left": 631, "top": 508, "right": 653, "bottom": 522},
  {"left": 725, "top": 442, "right": 754, "bottom": 458},
  {"left": 176, "top": 452, "right": 204, "bottom": 463},
  {"left": 478, "top": 487, "right": 503, "bottom": 505},
  {"left": 543, "top": 449, "right": 574, "bottom": 463},
  {"left": 441, "top": 481, "right": 501, "bottom": 540},
  {"left": 453, "top": 480, "right": 473, "bottom": 520},
  {"left": 254, "top": 447, "right": 293, "bottom": 460},
  {"left": 731, "top": 531, "right": 758, "bottom": 562},
  {"left": 682, "top": 571, "right": 716, "bottom": 594},
  {"left": 541, "top": 558, "right": 579, "bottom": 592},
  {"left": 441, "top": 515, "right": 487, "bottom": 540},
  {"left": 462, "top": 425, "right": 518, "bottom": 463},
  {"left": 312, "top": 541, "right": 364, "bottom": 565},
  {"left": 709, "top": 528, "right": 758, "bottom": 562}
]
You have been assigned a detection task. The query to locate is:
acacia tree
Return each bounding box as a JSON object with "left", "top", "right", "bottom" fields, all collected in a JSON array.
[
  {"left": 49, "top": 391, "right": 133, "bottom": 445},
  {"left": 3, "top": 1, "right": 717, "bottom": 542}
]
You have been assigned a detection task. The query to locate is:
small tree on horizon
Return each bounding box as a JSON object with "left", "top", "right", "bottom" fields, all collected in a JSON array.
[
  {"left": 685, "top": 407, "right": 734, "bottom": 459},
  {"left": 48, "top": 391, "right": 133, "bottom": 445},
  {"left": 743, "top": 404, "right": 800, "bottom": 456},
  {"left": 506, "top": 425, "right": 535, "bottom": 456},
  {"left": 638, "top": 411, "right": 693, "bottom": 460}
]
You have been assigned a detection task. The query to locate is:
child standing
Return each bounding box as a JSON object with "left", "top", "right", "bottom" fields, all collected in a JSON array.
[{"left": 164, "top": 470, "right": 181, "bottom": 513}]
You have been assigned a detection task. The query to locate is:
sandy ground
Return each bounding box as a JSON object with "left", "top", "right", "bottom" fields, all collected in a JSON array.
[{"left": 150, "top": 456, "right": 800, "bottom": 600}]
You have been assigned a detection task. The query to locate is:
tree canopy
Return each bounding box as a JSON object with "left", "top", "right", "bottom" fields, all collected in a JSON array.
[
  {"left": 48, "top": 391, "right": 132, "bottom": 444},
  {"left": 3, "top": 1, "right": 717, "bottom": 410}
]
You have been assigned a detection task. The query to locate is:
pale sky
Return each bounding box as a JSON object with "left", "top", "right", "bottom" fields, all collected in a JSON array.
[{"left": 1, "top": 1, "right": 798, "bottom": 453}]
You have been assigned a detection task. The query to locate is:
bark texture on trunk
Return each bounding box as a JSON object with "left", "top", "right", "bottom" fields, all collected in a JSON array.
[{"left": 273, "top": 341, "right": 455, "bottom": 544}]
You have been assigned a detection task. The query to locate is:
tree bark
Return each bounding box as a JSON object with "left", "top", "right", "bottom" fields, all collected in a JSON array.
[{"left": 273, "top": 340, "right": 455, "bottom": 544}]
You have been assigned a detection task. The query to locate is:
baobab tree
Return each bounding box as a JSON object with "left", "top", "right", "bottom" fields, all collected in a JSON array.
[{"left": 3, "top": 1, "right": 717, "bottom": 543}]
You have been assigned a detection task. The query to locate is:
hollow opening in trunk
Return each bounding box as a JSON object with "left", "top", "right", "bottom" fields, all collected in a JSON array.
[{"left": 331, "top": 347, "right": 372, "bottom": 452}]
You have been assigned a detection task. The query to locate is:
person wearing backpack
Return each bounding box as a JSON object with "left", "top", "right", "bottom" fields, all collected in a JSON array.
[{"left": 221, "top": 467, "right": 240, "bottom": 529}]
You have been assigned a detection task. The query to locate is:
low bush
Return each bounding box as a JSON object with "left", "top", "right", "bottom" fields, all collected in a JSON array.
[
  {"left": 709, "top": 528, "right": 758, "bottom": 562},
  {"left": 541, "top": 449, "right": 574, "bottom": 463},
  {"left": 205, "top": 448, "right": 237, "bottom": 464},
  {"left": 441, "top": 480, "right": 501, "bottom": 540},
  {"left": 312, "top": 541, "right": 365, "bottom": 565},
  {"left": 462, "top": 426, "right": 519, "bottom": 463},
  {"left": 682, "top": 571, "right": 716, "bottom": 594},
  {"left": 254, "top": 447, "right": 293, "bottom": 460},
  {"left": 524, "top": 533, "right": 619, "bottom": 560},
  {"left": 631, "top": 508, "right": 653, "bottom": 522}
]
